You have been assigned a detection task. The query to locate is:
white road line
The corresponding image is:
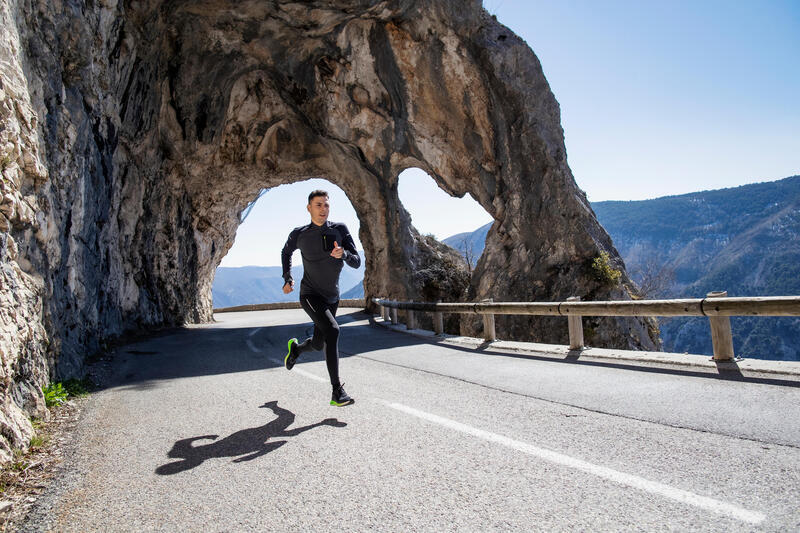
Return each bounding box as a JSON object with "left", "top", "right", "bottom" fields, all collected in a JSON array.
[
  {"left": 246, "top": 328, "right": 263, "bottom": 352},
  {"left": 384, "top": 401, "right": 766, "bottom": 526},
  {"left": 252, "top": 327, "right": 765, "bottom": 525}
]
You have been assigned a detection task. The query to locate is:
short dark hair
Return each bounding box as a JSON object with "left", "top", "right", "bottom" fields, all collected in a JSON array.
[{"left": 308, "top": 190, "right": 329, "bottom": 203}]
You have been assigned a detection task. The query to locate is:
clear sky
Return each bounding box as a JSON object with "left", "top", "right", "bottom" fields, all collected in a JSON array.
[{"left": 220, "top": 0, "right": 799, "bottom": 268}]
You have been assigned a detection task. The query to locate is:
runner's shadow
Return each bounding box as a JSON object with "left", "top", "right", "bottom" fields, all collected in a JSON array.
[{"left": 155, "top": 401, "right": 346, "bottom": 475}]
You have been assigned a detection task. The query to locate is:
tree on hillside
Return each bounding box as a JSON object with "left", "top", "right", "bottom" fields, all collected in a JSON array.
[
  {"left": 461, "top": 236, "right": 478, "bottom": 274},
  {"left": 630, "top": 256, "right": 677, "bottom": 299}
]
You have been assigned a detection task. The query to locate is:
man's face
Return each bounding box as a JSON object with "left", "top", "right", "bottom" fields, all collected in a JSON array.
[{"left": 307, "top": 195, "right": 330, "bottom": 225}]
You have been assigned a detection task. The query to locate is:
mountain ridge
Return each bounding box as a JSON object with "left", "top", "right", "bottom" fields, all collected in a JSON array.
[{"left": 213, "top": 258, "right": 365, "bottom": 308}]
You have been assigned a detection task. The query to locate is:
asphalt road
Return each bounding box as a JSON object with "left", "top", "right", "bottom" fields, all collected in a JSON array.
[{"left": 23, "top": 309, "right": 800, "bottom": 532}]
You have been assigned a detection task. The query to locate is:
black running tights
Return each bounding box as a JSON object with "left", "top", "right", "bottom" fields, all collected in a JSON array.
[{"left": 298, "top": 295, "right": 341, "bottom": 388}]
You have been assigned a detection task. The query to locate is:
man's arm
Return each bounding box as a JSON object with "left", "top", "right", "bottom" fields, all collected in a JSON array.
[
  {"left": 281, "top": 228, "right": 300, "bottom": 289},
  {"left": 339, "top": 224, "right": 361, "bottom": 269}
]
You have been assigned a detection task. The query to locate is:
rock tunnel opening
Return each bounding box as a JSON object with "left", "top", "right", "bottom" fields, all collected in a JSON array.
[
  {"left": 391, "top": 167, "right": 492, "bottom": 334},
  {"left": 397, "top": 167, "right": 493, "bottom": 280},
  {"left": 212, "top": 179, "right": 365, "bottom": 309}
]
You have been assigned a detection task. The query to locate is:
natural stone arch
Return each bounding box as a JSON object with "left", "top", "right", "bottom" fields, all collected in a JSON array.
[
  {"left": 155, "top": 2, "right": 657, "bottom": 349},
  {"left": 0, "top": 0, "right": 661, "bottom": 459},
  {"left": 164, "top": 35, "right": 477, "bottom": 320}
]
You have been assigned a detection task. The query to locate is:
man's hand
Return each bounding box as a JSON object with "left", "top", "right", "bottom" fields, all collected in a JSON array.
[
  {"left": 330, "top": 241, "right": 344, "bottom": 259},
  {"left": 282, "top": 281, "right": 294, "bottom": 294}
]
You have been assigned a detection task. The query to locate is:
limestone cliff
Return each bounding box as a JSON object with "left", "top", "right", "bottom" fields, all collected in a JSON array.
[{"left": 0, "top": 0, "right": 657, "bottom": 460}]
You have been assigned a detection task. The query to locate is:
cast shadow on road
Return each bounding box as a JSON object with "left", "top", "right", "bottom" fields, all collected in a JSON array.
[
  {"left": 104, "top": 310, "right": 367, "bottom": 391},
  {"left": 155, "top": 400, "right": 346, "bottom": 475}
]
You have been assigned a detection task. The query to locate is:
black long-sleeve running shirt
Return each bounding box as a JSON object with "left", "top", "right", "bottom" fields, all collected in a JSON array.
[{"left": 281, "top": 221, "right": 361, "bottom": 303}]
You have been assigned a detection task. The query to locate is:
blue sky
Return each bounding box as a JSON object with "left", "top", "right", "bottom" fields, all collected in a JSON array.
[{"left": 220, "top": 0, "right": 799, "bottom": 267}]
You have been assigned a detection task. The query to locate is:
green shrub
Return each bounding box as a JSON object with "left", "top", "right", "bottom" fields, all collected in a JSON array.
[
  {"left": 42, "top": 377, "right": 92, "bottom": 407},
  {"left": 592, "top": 251, "right": 622, "bottom": 286},
  {"left": 42, "top": 382, "right": 68, "bottom": 407}
]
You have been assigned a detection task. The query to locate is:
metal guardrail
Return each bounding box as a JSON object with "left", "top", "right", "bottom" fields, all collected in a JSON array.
[{"left": 373, "top": 293, "right": 800, "bottom": 361}]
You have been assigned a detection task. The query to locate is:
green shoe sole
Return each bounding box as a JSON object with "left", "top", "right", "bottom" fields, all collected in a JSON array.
[
  {"left": 285, "top": 338, "right": 298, "bottom": 369},
  {"left": 330, "top": 399, "right": 355, "bottom": 407}
]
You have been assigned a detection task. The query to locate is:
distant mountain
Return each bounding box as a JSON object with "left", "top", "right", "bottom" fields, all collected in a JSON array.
[
  {"left": 443, "top": 223, "right": 492, "bottom": 267},
  {"left": 441, "top": 176, "right": 800, "bottom": 360},
  {"left": 341, "top": 280, "right": 364, "bottom": 299},
  {"left": 213, "top": 266, "right": 290, "bottom": 308},
  {"left": 591, "top": 176, "right": 800, "bottom": 297},
  {"left": 212, "top": 255, "right": 365, "bottom": 308},
  {"left": 593, "top": 176, "right": 800, "bottom": 360}
]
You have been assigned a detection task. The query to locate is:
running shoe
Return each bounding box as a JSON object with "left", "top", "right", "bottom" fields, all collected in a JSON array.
[
  {"left": 330, "top": 383, "right": 354, "bottom": 406},
  {"left": 284, "top": 338, "right": 299, "bottom": 370}
]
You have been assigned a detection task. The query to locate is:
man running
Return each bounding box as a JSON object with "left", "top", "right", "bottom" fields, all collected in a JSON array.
[{"left": 281, "top": 190, "right": 361, "bottom": 406}]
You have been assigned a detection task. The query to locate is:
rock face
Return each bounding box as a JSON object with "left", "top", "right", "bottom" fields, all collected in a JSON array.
[{"left": 0, "top": 0, "right": 658, "bottom": 460}]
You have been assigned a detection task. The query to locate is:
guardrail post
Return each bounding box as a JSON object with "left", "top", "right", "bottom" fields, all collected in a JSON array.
[
  {"left": 707, "top": 291, "right": 735, "bottom": 361},
  {"left": 434, "top": 300, "right": 444, "bottom": 335},
  {"left": 482, "top": 298, "right": 496, "bottom": 341},
  {"left": 407, "top": 301, "right": 416, "bottom": 330},
  {"left": 391, "top": 301, "right": 398, "bottom": 325},
  {"left": 567, "top": 296, "right": 584, "bottom": 350},
  {"left": 382, "top": 301, "right": 391, "bottom": 322}
]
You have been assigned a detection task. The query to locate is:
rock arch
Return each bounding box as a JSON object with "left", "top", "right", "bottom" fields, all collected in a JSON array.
[{"left": 0, "top": 0, "right": 657, "bottom": 458}]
